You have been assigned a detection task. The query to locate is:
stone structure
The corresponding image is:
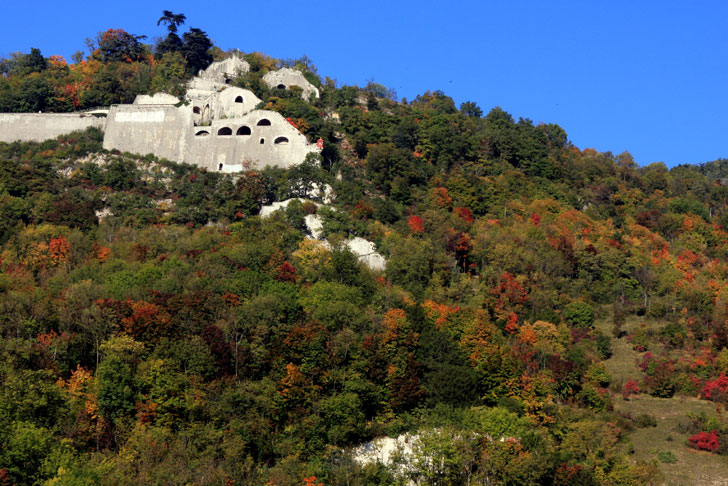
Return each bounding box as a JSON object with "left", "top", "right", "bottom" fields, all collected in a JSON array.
[
  {"left": 263, "top": 68, "right": 320, "bottom": 99},
  {"left": 133, "top": 93, "right": 180, "bottom": 105},
  {"left": 0, "top": 113, "right": 106, "bottom": 142},
  {"left": 0, "top": 56, "right": 321, "bottom": 172}
]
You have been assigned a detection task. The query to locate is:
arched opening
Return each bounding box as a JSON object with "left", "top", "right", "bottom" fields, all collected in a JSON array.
[
  {"left": 260, "top": 138, "right": 265, "bottom": 144},
  {"left": 236, "top": 126, "right": 251, "bottom": 136},
  {"left": 234, "top": 95, "right": 243, "bottom": 103},
  {"left": 218, "top": 163, "right": 224, "bottom": 171},
  {"left": 217, "top": 127, "right": 233, "bottom": 136},
  {"left": 277, "top": 84, "right": 286, "bottom": 90},
  {"left": 257, "top": 119, "right": 271, "bottom": 126},
  {"left": 193, "top": 106, "right": 201, "bottom": 114},
  {"left": 195, "top": 130, "right": 209, "bottom": 136},
  {"left": 274, "top": 136, "right": 289, "bottom": 145}
]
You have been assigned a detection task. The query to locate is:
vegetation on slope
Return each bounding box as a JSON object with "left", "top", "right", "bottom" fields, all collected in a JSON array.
[{"left": 2, "top": 12, "right": 728, "bottom": 486}]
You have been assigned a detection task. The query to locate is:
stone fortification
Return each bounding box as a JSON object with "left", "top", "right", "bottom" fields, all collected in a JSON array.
[
  {"left": 263, "top": 68, "right": 320, "bottom": 99},
  {"left": 0, "top": 113, "right": 105, "bottom": 143},
  {"left": 0, "top": 57, "right": 321, "bottom": 171},
  {"left": 187, "top": 110, "right": 318, "bottom": 172},
  {"left": 133, "top": 93, "right": 180, "bottom": 105},
  {"left": 102, "top": 104, "right": 193, "bottom": 163},
  {"left": 198, "top": 55, "right": 249, "bottom": 83}
]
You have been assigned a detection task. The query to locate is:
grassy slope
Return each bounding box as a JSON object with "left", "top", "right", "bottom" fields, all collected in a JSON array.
[{"left": 596, "top": 315, "right": 728, "bottom": 485}]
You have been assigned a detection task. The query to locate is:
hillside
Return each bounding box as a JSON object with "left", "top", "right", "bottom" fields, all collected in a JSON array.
[{"left": 1, "top": 17, "right": 728, "bottom": 486}]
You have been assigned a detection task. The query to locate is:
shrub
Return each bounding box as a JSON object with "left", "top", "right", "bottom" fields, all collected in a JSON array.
[
  {"left": 635, "top": 413, "right": 657, "bottom": 428},
  {"left": 564, "top": 302, "right": 595, "bottom": 329},
  {"left": 622, "top": 380, "right": 641, "bottom": 400},
  {"left": 657, "top": 450, "right": 677, "bottom": 463},
  {"left": 688, "top": 431, "right": 720, "bottom": 452}
]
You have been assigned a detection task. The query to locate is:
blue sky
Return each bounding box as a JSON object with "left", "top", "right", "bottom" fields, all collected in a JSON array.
[{"left": 1, "top": 0, "right": 726, "bottom": 167}]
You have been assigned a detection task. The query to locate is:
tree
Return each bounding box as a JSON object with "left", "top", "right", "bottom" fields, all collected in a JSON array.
[
  {"left": 182, "top": 28, "right": 213, "bottom": 73},
  {"left": 460, "top": 101, "right": 483, "bottom": 118},
  {"left": 157, "top": 10, "right": 186, "bottom": 33},
  {"left": 155, "top": 10, "right": 186, "bottom": 55},
  {"left": 95, "top": 29, "right": 147, "bottom": 63}
]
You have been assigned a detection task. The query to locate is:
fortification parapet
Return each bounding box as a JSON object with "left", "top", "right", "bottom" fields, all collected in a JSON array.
[
  {"left": 263, "top": 68, "right": 320, "bottom": 99},
  {"left": 198, "top": 55, "right": 250, "bottom": 84},
  {"left": 0, "top": 113, "right": 106, "bottom": 143}
]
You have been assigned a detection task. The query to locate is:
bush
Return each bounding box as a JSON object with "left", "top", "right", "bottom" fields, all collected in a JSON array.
[
  {"left": 689, "top": 431, "right": 720, "bottom": 452},
  {"left": 564, "top": 301, "right": 595, "bottom": 329},
  {"left": 657, "top": 450, "right": 677, "bottom": 463},
  {"left": 635, "top": 413, "right": 657, "bottom": 428}
]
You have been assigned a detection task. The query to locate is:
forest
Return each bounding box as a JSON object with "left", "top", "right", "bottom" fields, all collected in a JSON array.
[{"left": 2, "top": 12, "right": 728, "bottom": 486}]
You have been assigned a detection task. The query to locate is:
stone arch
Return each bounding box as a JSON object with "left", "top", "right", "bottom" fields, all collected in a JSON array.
[
  {"left": 277, "top": 84, "right": 286, "bottom": 90},
  {"left": 234, "top": 95, "right": 243, "bottom": 103},
  {"left": 274, "top": 136, "right": 289, "bottom": 145},
  {"left": 193, "top": 106, "right": 201, "bottom": 114},
  {"left": 257, "top": 119, "right": 271, "bottom": 126},
  {"left": 236, "top": 126, "right": 251, "bottom": 136},
  {"left": 218, "top": 127, "right": 233, "bottom": 136},
  {"left": 260, "top": 138, "right": 265, "bottom": 144},
  {"left": 218, "top": 163, "right": 224, "bottom": 171},
  {"left": 195, "top": 130, "right": 209, "bottom": 136}
]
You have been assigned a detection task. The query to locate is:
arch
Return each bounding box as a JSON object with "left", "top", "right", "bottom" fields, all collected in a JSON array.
[
  {"left": 218, "top": 163, "right": 224, "bottom": 171},
  {"left": 260, "top": 138, "right": 265, "bottom": 144},
  {"left": 256, "top": 118, "right": 271, "bottom": 126},
  {"left": 193, "top": 106, "right": 201, "bottom": 114},
  {"left": 234, "top": 95, "right": 243, "bottom": 103},
  {"left": 217, "top": 127, "right": 233, "bottom": 136},
  {"left": 274, "top": 136, "right": 289, "bottom": 145},
  {"left": 195, "top": 130, "right": 209, "bottom": 136},
  {"left": 236, "top": 126, "right": 251, "bottom": 136},
  {"left": 277, "top": 84, "right": 286, "bottom": 90}
]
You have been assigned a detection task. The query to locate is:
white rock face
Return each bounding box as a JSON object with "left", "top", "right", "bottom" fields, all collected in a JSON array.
[
  {"left": 353, "top": 433, "right": 415, "bottom": 467},
  {"left": 259, "top": 199, "right": 301, "bottom": 218},
  {"left": 258, "top": 200, "right": 387, "bottom": 271},
  {"left": 345, "top": 237, "right": 386, "bottom": 271},
  {"left": 305, "top": 214, "right": 324, "bottom": 239}
]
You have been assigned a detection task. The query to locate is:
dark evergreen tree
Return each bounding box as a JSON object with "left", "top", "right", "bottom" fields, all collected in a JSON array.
[{"left": 182, "top": 28, "right": 213, "bottom": 74}]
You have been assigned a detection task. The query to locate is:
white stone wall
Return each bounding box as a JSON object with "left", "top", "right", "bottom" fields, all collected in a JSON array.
[
  {"left": 0, "top": 113, "right": 106, "bottom": 143},
  {"left": 103, "top": 105, "right": 193, "bottom": 162},
  {"left": 263, "top": 68, "right": 320, "bottom": 99},
  {"left": 133, "top": 93, "right": 180, "bottom": 105},
  {"left": 198, "top": 55, "right": 250, "bottom": 83},
  {"left": 186, "top": 110, "right": 319, "bottom": 171},
  {"left": 212, "top": 87, "right": 261, "bottom": 119}
]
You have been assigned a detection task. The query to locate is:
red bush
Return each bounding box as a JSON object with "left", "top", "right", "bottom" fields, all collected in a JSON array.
[
  {"left": 622, "top": 379, "right": 641, "bottom": 400},
  {"left": 689, "top": 431, "right": 720, "bottom": 452},
  {"left": 702, "top": 374, "right": 728, "bottom": 401}
]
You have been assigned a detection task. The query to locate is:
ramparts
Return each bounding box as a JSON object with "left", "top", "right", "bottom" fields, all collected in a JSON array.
[
  {"left": 0, "top": 113, "right": 106, "bottom": 143},
  {"left": 0, "top": 57, "right": 321, "bottom": 172}
]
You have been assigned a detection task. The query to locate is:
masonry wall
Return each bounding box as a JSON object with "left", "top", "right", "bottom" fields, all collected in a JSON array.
[
  {"left": 186, "top": 110, "right": 319, "bottom": 172},
  {"left": 102, "top": 105, "right": 191, "bottom": 162},
  {"left": 0, "top": 113, "right": 106, "bottom": 143}
]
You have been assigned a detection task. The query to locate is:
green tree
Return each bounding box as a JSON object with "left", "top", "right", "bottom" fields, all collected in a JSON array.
[{"left": 182, "top": 28, "right": 213, "bottom": 73}]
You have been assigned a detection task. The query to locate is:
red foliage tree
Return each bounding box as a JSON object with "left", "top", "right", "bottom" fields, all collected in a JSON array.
[
  {"left": 408, "top": 215, "right": 425, "bottom": 234},
  {"left": 276, "top": 261, "right": 297, "bottom": 282},
  {"left": 453, "top": 206, "right": 475, "bottom": 224}
]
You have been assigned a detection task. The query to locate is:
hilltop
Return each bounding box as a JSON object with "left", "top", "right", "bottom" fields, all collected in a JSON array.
[{"left": 0, "top": 14, "right": 728, "bottom": 486}]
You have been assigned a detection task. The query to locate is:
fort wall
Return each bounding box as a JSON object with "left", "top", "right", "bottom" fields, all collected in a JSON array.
[
  {"left": 102, "top": 105, "right": 192, "bottom": 162},
  {"left": 0, "top": 113, "right": 106, "bottom": 143}
]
